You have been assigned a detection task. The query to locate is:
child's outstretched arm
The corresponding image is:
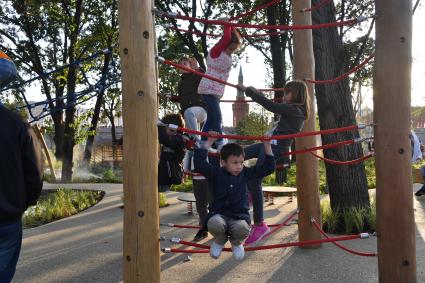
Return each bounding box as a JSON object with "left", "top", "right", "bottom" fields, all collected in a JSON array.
[
  {"left": 245, "top": 86, "right": 304, "bottom": 117},
  {"left": 194, "top": 132, "right": 219, "bottom": 179},
  {"left": 210, "top": 24, "right": 232, "bottom": 59},
  {"left": 245, "top": 135, "right": 276, "bottom": 180}
]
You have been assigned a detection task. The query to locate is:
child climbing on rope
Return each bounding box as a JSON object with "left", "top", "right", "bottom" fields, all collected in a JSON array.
[
  {"left": 239, "top": 80, "right": 310, "bottom": 245},
  {"left": 0, "top": 50, "right": 17, "bottom": 89},
  {"left": 197, "top": 23, "right": 242, "bottom": 148},
  {"left": 178, "top": 57, "right": 206, "bottom": 139},
  {"left": 158, "top": 114, "right": 186, "bottom": 192},
  {"left": 194, "top": 132, "right": 275, "bottom": 260}
]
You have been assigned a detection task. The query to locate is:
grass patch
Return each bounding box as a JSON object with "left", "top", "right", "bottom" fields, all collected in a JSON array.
[
  {"left": 321, "top": 197, "right": 376, "bottom": 234},
  {"left": 23, "top": 188, "right": 104, "bottom": 228}
]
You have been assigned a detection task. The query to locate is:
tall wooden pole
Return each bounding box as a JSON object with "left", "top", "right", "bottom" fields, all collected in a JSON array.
[
  {"left": 292, "top": 0, "right": 322, "bottom": 246},
  {"left": 374, "top": 1, "right": 416, "bottom": 282},
  {"left": 118, "top": 1, "right": 160, "bottom": 282},
  {"left": 33, "top": 124, "right": 57, "bottom": 182}
]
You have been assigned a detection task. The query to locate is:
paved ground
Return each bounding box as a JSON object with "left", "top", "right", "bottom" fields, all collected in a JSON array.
[{"left": 12, "top": 183, "right": 425, "bottom": 283}]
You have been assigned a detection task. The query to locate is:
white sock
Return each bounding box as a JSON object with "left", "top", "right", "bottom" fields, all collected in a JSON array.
[
  {"left": 210, "top": 241, "right": 224, "bottom": 259},
  {"left": 231, "top": 243, "right": 245, "bottom": 261}
]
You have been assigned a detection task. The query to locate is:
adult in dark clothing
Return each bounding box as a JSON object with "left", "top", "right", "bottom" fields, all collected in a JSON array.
[
  {"left": 157, "top": 114, "right": 186, "bottom": 192},
  {"left": 0, "top": 106, "right": 43, "bottom": 282},
  {"left": 240, "top": 80, "right": 309, "bottom": 245}
]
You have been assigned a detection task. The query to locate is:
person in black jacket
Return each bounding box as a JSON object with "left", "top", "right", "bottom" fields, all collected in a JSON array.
[
  {"left": 0, "top": 105, "right": 43, "bottom": 282},
  {"left": 158, "top": 114, "right": 186, "bottom": 192}
]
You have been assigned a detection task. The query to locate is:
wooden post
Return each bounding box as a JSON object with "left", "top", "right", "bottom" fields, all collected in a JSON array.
[
  {"left": 33, "top": 124, "right": 57, "bottom": 181},
  {"left": 374, "top": 1, "right": 416, "bottom": 282},
  {"left": 292, "top": 0, "right": 322, "bottom": 246},
  {"left": 118, "top": 0, "right": 160, "bottom": 282}
]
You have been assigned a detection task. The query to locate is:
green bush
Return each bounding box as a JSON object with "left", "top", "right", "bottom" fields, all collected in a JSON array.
[
  {"left": 23, "top": 188, "right": 104, "bottom": 228},
  {"left": 171, "top": 179, "right": 193, "bottom": 192},
  {"left": 158, "top": 193, "right": 168, "bottom": 208}
]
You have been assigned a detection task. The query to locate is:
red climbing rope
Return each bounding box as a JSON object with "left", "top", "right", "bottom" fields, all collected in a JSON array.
[
  {"left": 162, "top": 233, "right": 367, "bottom": 253},
  {"left": 159, "top": 58, "right": 286, "bottom": 93},
  {"left": 306, "top": 54, "right": 374, "bottom": 84},
  {"left": 301, "top": 0, "right": 332, "bottom": 13},
  {"left": 229, "top": 0, "right": 282, "bottom": 21},
  {"left": 159, "top": 57, "right": 240, "bottom": 89},
  {"left": 311, "top": 219, "right": 377, "bottom": 257},
  {"left": 309, "top": 151, "right": 374, "bottom": 165},
  {"left": 155, "top": 11, "right": 370, "bottom": 31},
  {"left": 177, "top": 124, "right": 362, "bottom": 141},
  {"left": 281, "top": 139, "right": 356, "bottom": 157},
  {"left": 166, "top": 94, "right": 256, "bottom": 103},
  {"left": 162, "top": 25, "right": 288, "bottom": 38}
]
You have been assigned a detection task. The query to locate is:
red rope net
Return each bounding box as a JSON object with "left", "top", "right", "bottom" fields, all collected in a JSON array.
[
  {"left": 177, "top": 124, "right": 360, "bottom": 141},
  {"left": 157, "top": 12, "right": 367, "bottom": 31},
  {"left": 311, "top": 220, "right": 377, "bottom": 257},
  {"left": 306, "top": 54, "right": 374, "bottom": 84},
  {"left": 163, "top": 234, "right": 364, "bottom": 253},
  {"left": 309, "top": 151, "right": 374, "bottom": 165}
]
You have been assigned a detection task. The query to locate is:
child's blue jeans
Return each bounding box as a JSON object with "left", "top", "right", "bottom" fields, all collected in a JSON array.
[{"left": 201, "top": 94, "right": 222, "bottom": 142}]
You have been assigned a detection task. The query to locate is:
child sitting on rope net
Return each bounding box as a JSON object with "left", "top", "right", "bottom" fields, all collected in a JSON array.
[
  {"left": 197, "top": 21, "right": 242, "bottom": 149},
  {"left": 194, "top": 132, "right": 275, "bottom": 260},
  {"left": 238, "top": 80, "right": 309, "bottom": 245}
]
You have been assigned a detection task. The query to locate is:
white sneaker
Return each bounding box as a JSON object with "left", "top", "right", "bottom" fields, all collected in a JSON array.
[
  {"left": 210, "top": 241, "right": 224, "bottom": 259},
  {"left": 231, "top": 243, "right": 245, "bottom": 261}
]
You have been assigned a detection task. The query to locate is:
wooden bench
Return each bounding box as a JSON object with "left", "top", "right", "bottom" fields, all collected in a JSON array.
[
  {"left": 262, "top": 186, "right": 297, "bottom": 205},
  {"left": 177, "top": 193, "right": 197, "bottom": 215}
]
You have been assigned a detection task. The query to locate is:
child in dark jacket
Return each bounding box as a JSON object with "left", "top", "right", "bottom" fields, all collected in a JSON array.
[
  {"left": 177, "top": 57, "right": 206, "bottom": 138},
  {"left": 158, "top": 114, "right": 186, "bottom": 192},
  {"left": 194, "top": 132, "right": 275, "bottom": 260}
]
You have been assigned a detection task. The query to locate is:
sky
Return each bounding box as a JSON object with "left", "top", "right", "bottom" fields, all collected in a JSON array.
[{"left": 21, "top": 3, "right": 425, "bottom": 127}]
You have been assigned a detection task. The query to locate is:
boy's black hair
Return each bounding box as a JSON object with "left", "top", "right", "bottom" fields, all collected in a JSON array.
[
  {"left": 161, "top": 114, "right": 184, "bottom": 128},
  {"left": 220, "top": 143, "right": 244, "bottom": 161}
]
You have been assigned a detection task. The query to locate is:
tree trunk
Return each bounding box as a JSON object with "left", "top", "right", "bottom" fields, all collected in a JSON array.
[
  {"left": 110, "top": 116, "right": 117, "bottom": 145},
  {"left": 61, "top": 0, "right": 83, "bottom": 182},
  {"left": 265, "top": 2, "right": 285, "bottom": 98},
  {"left": 82, "top": 53, "right": 111, "bottom": 165},
  {"left": 61, "top": 66, "right": 77, "bottom": 182},
  {"left": 312, "top": 1, "right": 369, "bottom": 229}
]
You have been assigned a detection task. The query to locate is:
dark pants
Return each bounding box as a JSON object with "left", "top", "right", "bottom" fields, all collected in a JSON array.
[
  {"left": 244, "top": 143, "right": 282, "bottom": 223},
  {"left": 0, "top": 219, "right": 22, "bottom": 283},
  {"left": 201, "top": 95, "right": 222, "bottom": 142},
  {"left": 193, "top": 179, "right": 213, "bottom": 226}
]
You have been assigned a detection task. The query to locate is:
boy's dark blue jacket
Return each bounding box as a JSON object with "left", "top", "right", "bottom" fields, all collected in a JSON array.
[{"left": 194, "top": 148, "right": 275, "bottom": 225}]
